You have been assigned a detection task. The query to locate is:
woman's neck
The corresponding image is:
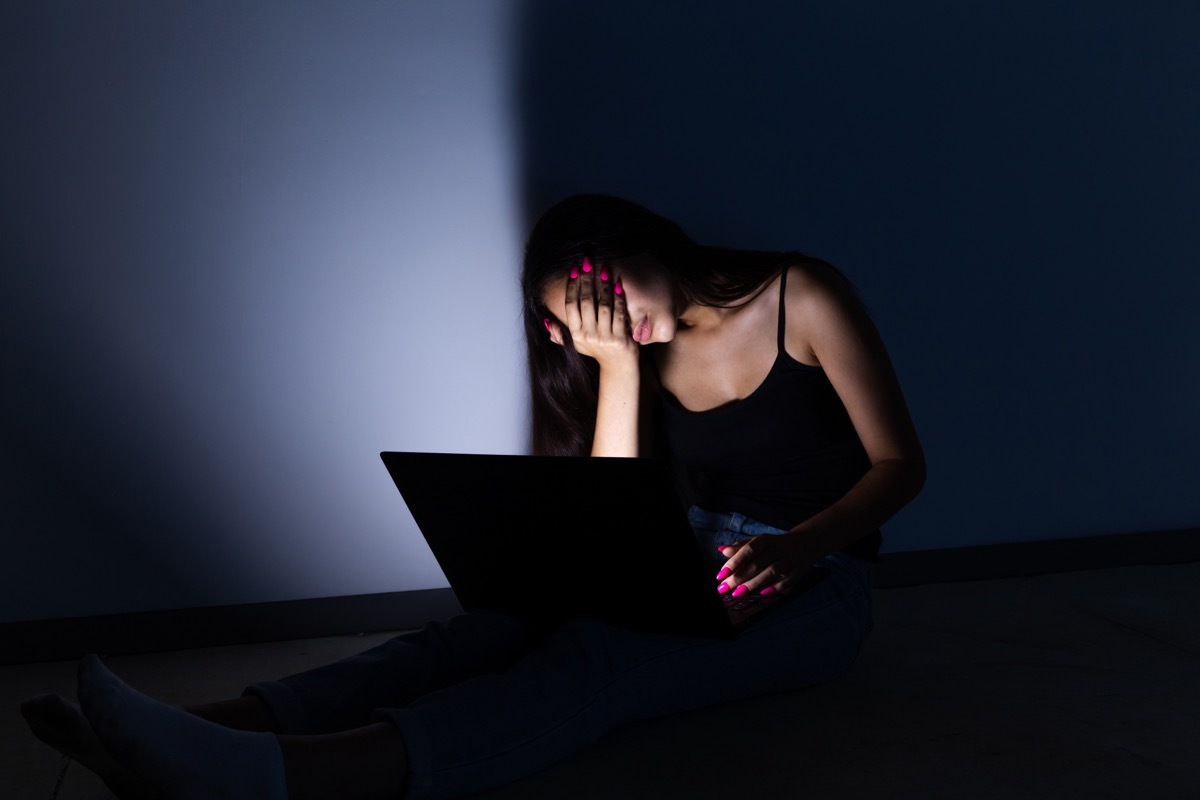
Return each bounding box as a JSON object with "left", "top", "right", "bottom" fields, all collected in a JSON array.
[{"left": 677, "top": 302, "right": 738, "bottom": 332}]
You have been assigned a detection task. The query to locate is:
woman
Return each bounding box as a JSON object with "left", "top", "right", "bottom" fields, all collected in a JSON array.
[{"left": 22, "top": 194, "right": 924, "bottom": 799}]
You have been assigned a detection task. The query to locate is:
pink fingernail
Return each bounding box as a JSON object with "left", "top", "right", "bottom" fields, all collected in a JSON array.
[
  {"left": 717, "top": 582, "right": 731, "bottom": 595},
  {"left": 570, "top": 268, "right": 579, "bottom": 279},
  {"left": 581, "top": 257, "right": 593, "bottom": 273},
  {"left": 732, "top": 585, "right": 748, "bottom": 598},
  {"left": 716, "top": 567, "right": 731, "bottom": 581},
  {"left": 599, "top": 269, "right": 609, "bottom": 281},
  {"left": 543, "top": 318, "right": 551, "bottom": 331},
  {"left": 614, "top": 278, "right": 623, "bottom": 295},
  {"left": 760, "top": 586, "right": 778, "bottom": 597}
]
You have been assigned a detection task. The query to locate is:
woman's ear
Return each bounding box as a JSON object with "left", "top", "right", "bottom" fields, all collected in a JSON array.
[{"left": 544, "top": 318, "right": 564, "bottom": 347}]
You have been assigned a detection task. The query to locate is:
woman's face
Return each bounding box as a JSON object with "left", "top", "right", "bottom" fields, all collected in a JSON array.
[{"left": 540, "top": 254, "right": 679, "bottom": 345}]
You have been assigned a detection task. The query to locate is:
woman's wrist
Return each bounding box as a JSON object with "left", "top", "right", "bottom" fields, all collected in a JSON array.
[
  {"left": 591, "top": 355, "right": 641, "bottom": 457},
  {"left": 782, "top": 527, "right": 826, "bottom": 562},
  {"left": 596, "top": 350, "right": 641, "bottom": 382}
]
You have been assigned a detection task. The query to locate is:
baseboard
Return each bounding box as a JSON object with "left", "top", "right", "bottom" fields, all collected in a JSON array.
[
  {"left": 1, "top": 588, "right": 463, "bottom": 666},
  {"left": 873, "top": 526, "right": 1200, "bottom": 588},
  {"left": 5, "top": 528, "right": 1197, "bottom": 665}
]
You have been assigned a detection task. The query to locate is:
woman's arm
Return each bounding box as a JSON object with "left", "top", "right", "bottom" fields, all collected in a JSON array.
[
  {"left": 784, "top": 264, "right": 926, "bottom": 551},
  {"left": 590, "top": 359, "right": 641, "bottom": 457},
  {"left": 550, "top": 260, "right": 643, "bottom": 457},
  {"left": 720, "top": 266, "right": 925, "bottom": 594}
]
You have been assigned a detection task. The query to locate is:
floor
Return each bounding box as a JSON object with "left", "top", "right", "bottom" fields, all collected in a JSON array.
[{"left": 5, "top": 561, "right": 1199, "bottom": 799}]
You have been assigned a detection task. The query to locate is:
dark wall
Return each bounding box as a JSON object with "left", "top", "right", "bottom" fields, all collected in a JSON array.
[{"left": 515, "top": 0, "right": 1200, "bottom": 552}]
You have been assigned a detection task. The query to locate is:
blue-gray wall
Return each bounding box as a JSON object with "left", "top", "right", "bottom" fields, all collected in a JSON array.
[{"left": 3, "top": 1, "right": 1197, "bottom": 624}]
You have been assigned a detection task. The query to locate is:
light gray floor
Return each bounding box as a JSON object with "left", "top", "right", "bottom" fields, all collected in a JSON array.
[{"left": 5, "top": 562, "right": 1199, "bottom": 799}]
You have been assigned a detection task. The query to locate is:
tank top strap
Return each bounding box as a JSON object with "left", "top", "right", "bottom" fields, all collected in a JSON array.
[{"left": 776, "top": 267, "right": 789, "bottom": 355}]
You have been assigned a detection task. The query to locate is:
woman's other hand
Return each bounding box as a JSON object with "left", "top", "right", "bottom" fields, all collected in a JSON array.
[
  {"left": 715, "top": 534, "right": 817, "bottom": 598},
  {"left": 549, "top": 257, "right": 639, "bottom": 372}
]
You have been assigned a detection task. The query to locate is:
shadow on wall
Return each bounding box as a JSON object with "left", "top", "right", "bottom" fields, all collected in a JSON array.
[{"left": 513, "top": 0, "right": 1200, "bottom": 552}]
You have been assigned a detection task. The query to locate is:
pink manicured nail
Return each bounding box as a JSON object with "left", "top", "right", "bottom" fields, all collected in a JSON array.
[
  {"left": 716, "top": 567, "right": 731, "bottom": 581},
  {"left": 581, "top": 257, "right": 593, "bottom": 273},
  {"left": 760, "top": 586, "right": 778, "bottom": 597},
  {"left": 717, "top": 582, "right": 731, "bottom": 595},
  {"left": 570, "top": 268, "right": 579, "bottom": 279},
  {"left": 614, "top": 278, "right": 623, "bottom": 295},
  {"left": 543, "top": 318, "right": 551, "bottom": 331},
  {"left": 731, "top": 585, "right": 748, "bottom": 598},
  {"left": 599, "top": 269, "right": 609, "bottom": 281}
]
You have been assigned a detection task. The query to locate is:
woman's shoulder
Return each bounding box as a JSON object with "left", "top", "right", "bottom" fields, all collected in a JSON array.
[
  {"left": 781, "top": 258, "right": 856, "bottom": 296},
  {"left": 779, "top": 260, "right": 873, "bottom": 363},
  {"left": 780, "top": 260, "right": 865, "bottom": 318}
]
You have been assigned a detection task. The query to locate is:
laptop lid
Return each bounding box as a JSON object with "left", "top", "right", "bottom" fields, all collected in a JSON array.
[{"left": 380, "top": 451, "right": 737, "bottom": 639}]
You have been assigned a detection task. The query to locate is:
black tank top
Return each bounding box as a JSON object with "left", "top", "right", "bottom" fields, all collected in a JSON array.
[{"left": 658, "top": 269, "right": 880, "bottom": 560}]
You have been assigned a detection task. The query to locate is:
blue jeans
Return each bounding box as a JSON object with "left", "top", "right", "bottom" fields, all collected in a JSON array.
[{"left": 247, "top": 507, "right": 874, "bottom": 799}]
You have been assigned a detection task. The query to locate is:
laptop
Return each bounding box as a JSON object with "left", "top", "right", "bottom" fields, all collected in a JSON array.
[{"left": 380, "top": 451, "right": 806, "bottom": 639}]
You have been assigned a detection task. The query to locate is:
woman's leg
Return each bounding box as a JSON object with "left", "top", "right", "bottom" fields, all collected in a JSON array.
[
  {"left": 278, "top": 723, "right": 407, "bottom": 800},
  {"left": 78, "top": 653, "right": 411, "bottom": 800},
  {"left": 21, "top": 689, "right": 282, "bottom": 800},
  {"left": 246, "top": 610, "right": 539, "bottom": 735},
  {"left": 187, "top": 695, "right": 282, "bottom": 731},
  {"left": 385, "top": 549, "right": 874, "bottom": 800},
  {"left": 23, "top": 610, "right": 536, "bottom": 798},
  {"left": 70, "top": 609, "right": 536, "bottom": 740}
]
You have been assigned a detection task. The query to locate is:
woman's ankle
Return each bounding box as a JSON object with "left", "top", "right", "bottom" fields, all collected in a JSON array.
[{"left": 186, "top": 695, "right": 282, "bottom": 733}]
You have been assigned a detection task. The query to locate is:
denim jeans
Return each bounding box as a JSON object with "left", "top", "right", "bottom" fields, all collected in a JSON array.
[{"left": 246, "top": 507, "right": 874, "bottom": 799}]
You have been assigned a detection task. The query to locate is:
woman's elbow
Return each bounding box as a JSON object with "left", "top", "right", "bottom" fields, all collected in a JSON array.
[{"left": 875, "top": 452, "right": 926, "bottom": 503}]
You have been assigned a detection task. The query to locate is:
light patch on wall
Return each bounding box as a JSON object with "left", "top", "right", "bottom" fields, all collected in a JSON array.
[{"left": 1, "top": 1, "right": 525, "bottom": 621}]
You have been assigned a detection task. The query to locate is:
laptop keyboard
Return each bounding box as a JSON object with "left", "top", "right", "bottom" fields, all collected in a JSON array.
[
  {"left": 723, "top": 593, "right": 771, "bottom": 611},
  {"left": 722, "top": 592, "right": 781, "bottom": 625}
]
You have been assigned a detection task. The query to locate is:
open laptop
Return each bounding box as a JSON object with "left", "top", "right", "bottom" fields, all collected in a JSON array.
[{"left": 380, "top": 452, "right": 800, "bottom": 639}]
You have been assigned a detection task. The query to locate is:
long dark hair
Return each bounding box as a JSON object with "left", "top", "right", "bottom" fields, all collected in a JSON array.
[{"left": 521, "top": 194, "right": 830, "bottom": 457}]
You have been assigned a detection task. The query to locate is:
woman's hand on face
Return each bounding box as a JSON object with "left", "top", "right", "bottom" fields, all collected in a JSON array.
[
  {"left": 715, "top": 533, "right": 817, "bottom": 598},
  {"left": 550, "top": 257, "right": 639, "bottom": 372}
]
